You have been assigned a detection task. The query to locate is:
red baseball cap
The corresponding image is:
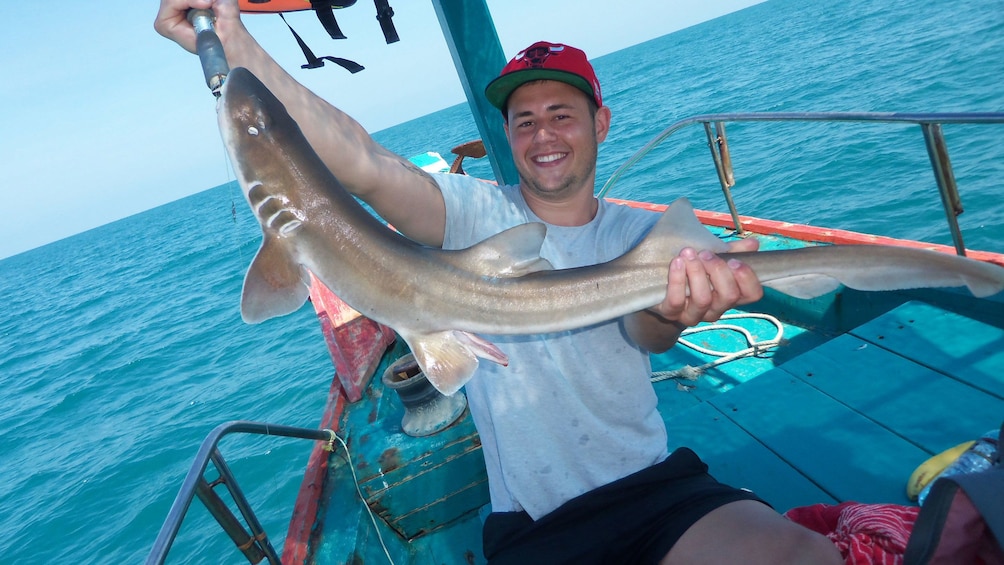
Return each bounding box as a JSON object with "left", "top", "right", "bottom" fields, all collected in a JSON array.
[{"left": 485, "top": 41, "right": 602, "bottom": 110}]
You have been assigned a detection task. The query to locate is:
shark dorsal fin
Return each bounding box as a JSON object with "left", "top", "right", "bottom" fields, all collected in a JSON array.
[
  {"left": 622, "top": 198, "right": 729, "bottom": 264},
  {"left": 441, "top": 222, "right": 554, "bottom": 278}
]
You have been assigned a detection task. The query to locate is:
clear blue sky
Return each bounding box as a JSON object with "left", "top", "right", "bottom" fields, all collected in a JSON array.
[{"left": 0, "top": 1, "right": 762, "bottom": 259}]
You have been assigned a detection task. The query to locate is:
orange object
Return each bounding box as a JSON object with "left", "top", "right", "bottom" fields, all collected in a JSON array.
[{"left": 238, "top": 0, "right": 353, "bottom": 13}]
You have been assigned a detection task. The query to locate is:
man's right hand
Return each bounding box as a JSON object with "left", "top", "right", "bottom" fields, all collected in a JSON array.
[{"left": 154, "top": 0, "right": 242, "bottom": 54}]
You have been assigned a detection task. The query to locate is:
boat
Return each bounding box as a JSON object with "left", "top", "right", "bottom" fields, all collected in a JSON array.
[{"left": 148, "top": 3, "right": 1004, "bottom": 564}]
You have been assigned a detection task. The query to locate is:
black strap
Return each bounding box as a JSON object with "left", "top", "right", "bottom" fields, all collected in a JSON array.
[
  {"left": 278, "top": 13, "right": 364, "bottom": 73},
  {"left": 953, "top": 425, "right": 1003, "bottom": 545},
  {"left": 373, "top": 0, "right": 399, "bottom": 44},
  {"left": 311, "top": 55, "right": 365, "bottom": 73},
  {"left": 313, "top": 4, "right": 347, "bottom": 39},
  {"left": 903, "top": 479, "right": 961, "bottom": 564}
]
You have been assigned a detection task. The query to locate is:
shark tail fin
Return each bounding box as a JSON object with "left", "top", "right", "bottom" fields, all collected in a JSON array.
[
  {"left": 441, "top": 222, "right": 554, "bottom": 278},
  {"left": 746, "top": 245, "right": 1004, "bottom": 299}
]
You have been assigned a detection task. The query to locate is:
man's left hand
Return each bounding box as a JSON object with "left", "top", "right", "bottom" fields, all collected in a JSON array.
[{"left": 654, "top": 238, "right": 763, "bottom": 327}]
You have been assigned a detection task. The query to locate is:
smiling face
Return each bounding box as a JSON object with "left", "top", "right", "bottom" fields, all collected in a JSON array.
[{"left": 504, "top": 80, "right": 610, "bottom": 212}]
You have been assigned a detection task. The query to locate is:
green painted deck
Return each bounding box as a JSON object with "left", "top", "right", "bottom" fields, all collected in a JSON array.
[{"left": 308, "top": 299, "right": 1004, "bottom": 564}]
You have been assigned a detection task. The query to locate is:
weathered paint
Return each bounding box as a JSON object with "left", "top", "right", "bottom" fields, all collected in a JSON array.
[{"left": 309, "top": 273, "right": 397, "bottom": 403}]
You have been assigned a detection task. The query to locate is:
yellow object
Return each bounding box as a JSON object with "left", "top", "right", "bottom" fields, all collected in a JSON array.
[{"left": 906, "top": 440, "right": 977, "bottom": 501}]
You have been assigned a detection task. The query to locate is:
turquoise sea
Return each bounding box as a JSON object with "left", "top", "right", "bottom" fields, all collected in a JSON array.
[{"left": 2, "top": 0, "right": 1002, "bottom": 562}]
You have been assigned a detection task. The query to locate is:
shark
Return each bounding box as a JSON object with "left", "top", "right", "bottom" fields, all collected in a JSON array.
[{"left": 218, "top": 67, "right": 1004, "bottom": 396}]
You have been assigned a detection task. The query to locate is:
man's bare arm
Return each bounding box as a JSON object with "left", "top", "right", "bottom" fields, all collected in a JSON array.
[{"left": 155, "top": 0, "right": 447, "bottom": 246}]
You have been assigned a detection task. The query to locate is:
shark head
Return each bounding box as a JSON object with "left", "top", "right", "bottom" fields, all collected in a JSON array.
[
  {"left": 218, "top": 67, "right": 303, "bottom": 198},
  {"left": 218, "top": 68, "right": 328, "bottom": 323}
]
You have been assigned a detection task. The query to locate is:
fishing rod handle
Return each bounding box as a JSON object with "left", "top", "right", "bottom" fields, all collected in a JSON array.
[{"left": 187, "top": 9, "right": 229, "bottom": 97}]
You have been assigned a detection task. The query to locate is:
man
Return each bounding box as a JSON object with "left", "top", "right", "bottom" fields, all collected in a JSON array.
[{"left": 156, "top": 2, "right": 841, "bottom": 563}]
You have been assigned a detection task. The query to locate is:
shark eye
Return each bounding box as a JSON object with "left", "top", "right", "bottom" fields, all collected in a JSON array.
[{"left": 247, "top": 125, "right": 259, "bottom": 136}]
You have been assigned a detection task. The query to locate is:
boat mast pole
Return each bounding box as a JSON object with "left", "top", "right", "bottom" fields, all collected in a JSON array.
[{"left": 431, "top": 0, "right": 518, "bottom": 186}]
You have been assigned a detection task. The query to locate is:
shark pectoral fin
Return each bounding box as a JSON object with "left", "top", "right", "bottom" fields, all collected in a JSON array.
[
  {"left": 762, "top": 274, "right": 844, "bottom": 299},
  {"left": 240, "top": 239, "right": 310, "bottom": 323},
  {"left": 444, "top": 223, "right": 554, "bottom": 277},
  {"left": 404, "top": 331, "right": 509, "bottom": 396}
]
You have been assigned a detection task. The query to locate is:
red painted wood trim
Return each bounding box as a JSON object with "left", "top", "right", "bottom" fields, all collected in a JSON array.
[
  {"left": 308, "top": 274, "right": 396, "bottom": 402},
  {"left": 282, "top": 376, "right": 348, "bottom": 564},
  {"left": 282, "top": 276, "right": 396, "bottom": 562}
]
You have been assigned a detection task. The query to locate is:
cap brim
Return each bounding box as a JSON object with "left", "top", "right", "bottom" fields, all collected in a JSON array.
[{"left": 485, "top": 69, "right": 595, "bottom": 110}]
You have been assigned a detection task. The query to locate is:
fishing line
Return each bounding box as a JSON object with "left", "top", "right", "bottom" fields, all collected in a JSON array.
[
  {"left": 213, "top": 130, "right": 293, "bottom": 546},
  {"left": 326, "top": 430, "right": 396, "bottom": 565},
  {"left": 218, "top": 138, "right": 249, "bottom": 268},
  {"left": 187, "top": 15, "right": 318, "bottom": 560}
]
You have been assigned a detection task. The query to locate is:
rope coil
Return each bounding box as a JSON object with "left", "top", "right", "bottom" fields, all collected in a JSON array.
[{"left": 652, "top": 313, "right": 785, "bottom": 385}]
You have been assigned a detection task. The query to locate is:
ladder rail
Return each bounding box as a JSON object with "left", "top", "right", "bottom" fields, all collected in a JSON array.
[{"left": 146, "top": 420, "right": 337, "bottom": 565}]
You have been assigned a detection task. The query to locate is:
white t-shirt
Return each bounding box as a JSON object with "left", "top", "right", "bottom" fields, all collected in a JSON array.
[{"left": 433, "top": 173, "right": 670, "bottom": 520}]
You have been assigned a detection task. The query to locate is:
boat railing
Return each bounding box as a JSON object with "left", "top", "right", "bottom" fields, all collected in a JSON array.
[
  {"left": 598, "top": 112, "right": 1004, "bottom": 256},
  {"left": 146, "top": 420, "right": 338, "bottom": 565}
]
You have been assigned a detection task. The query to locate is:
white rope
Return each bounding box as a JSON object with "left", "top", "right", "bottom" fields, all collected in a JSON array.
[
  {"left": 325, "top": 430, "right": 396, "bottom": 565},
  {"left": 651, "top": 313, "right": 785, "bottom": 385}
]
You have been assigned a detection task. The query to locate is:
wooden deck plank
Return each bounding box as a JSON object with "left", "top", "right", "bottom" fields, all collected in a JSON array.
[
  {"left": 664, "top": 401, "right": 837, "bottom": 511},
  {"left": 779, "top": 333, "right": 1004, "bottom": 455},
  {"left": 707, "top": 370, "right": 929, "bottom": 505},
  {"left": 849, "top": 300, "right": 1004, "bottom": 399}
]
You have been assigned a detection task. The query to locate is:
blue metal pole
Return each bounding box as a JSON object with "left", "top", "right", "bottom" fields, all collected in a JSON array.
[{"left": 431, "top": 0, "right": 518, "bottom": 186}]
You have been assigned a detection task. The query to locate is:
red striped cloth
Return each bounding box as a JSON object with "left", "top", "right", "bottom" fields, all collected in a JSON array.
[{"left": 784, "top": 502, "right": 920, "bottom": 565}]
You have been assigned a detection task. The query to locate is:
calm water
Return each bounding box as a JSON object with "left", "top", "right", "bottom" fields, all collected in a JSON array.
[{"left": 2, "top": 0, "right": 1002, "bottom": 562}]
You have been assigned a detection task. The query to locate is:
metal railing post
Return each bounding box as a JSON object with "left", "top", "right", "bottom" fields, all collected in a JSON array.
[
  {"left": 147, "top": 421, "right": 337, "bottom": 565},
  {"left": 920, "top": 122, "right": 968, "bottom": 256},
  {"left": 704, "top": 121, "right": 744, "bottom": 234}
]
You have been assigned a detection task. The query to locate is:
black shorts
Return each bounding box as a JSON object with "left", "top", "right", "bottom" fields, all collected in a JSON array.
[{"left": 482, "top": 447, "right": 767, "bottom": 565}]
